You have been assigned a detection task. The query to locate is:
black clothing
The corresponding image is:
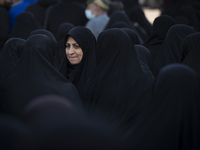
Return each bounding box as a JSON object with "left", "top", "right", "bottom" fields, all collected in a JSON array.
[
  {"left": 83, "top": 28, "right": 154, "bottom": 131},
  {"left": 123, "top": 64, "right": 200, "bottom": 150},
  {"left": 155, "top": 24, "right": 196, "bottom": 75},
  {"left": 0, "top": 5, "right": 10, "bottom": 49},
  {"left": 134, "top": 45, "right": 154, "bottom": 76},
  {"left": 0, "top": 38, "right": 25, "bottom": 83},
  {"left": 104, "top": 10, "right": 143, "bottom": 44},
  {"left": 59, "top": 26, "right": 96, "bottom": 99},
  {"left": 26, "top": 0, "right": 58, "bottom": 27},
  {"left": 0, "top": 114, "right": 30, "bottom": 150},
  {"left": 0, "top": 34, "right": 81, "bottom": 116},
  {"left": 44, "top": 0, "right": 88, "bottom": 36},
  {"left": 144, "top": 15, "right": 176, "bottom": 65},
  {"left": 19, "top": 95, "right": 124, "bottom": 150},
  {"left": 11, "top": 11, "right": 42, "bottom": 40},
  {"left": 29, "top": 29, "right": 61, "bottom": 68},
  {"left": 182, "top": 32, "right": 200, "bottom": 80},
  {"left": 55, "top": 22, "right": 74, "bottom": 63},
  {"left": 121, "top": 27, "right": 141, "bottom": 45},
  {"left": 129, "top": 5, "right": 152, "bottom": 37}
]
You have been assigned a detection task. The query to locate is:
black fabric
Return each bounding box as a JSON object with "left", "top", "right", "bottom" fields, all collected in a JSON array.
[
  {"left": 121, "top": 0, "right": 140, "bottom": 18},
  {"left": 155, "top": 24, "right": 196, "bottom": 75},
  {"left": 0, "top": 38, "right": 25, "bottom": 84},
  {"left": 83, "top": 28, "right": 154, "bottom": 131},
  {"left": 11, "top": 11, "right": 42, "bottom": 40},
  {"left": 144, "top": 15, "right": 176, "bottom": 64},
  {"left": 104, "top": 10, "right": 143, "bottom": 44},
  {"left": 59, "top": 26, "right": 96, "bottom": 99},
  {"left": 104, "top": 10, "right": 134, "bottom": 30},
  {"left": 129, "top": 5, "right": 152, "bottom": 37},
  {"left": 29, "top": 29, "right": 57, "bottom": 42},
  {"left": 182, "top": 32, "right": 200, "bottom": 81},
  {"left": 26, "top": 0, "right": 58, "bottom": 26},
  {"left": 23, "top": 95, "right": 87, "bottom": 133},
  {"left": 134, "top": 45, "right": 154, "bottom": 76},
  {"left": 123, "top": 64, "right": 200, "bottom": 150},
  {"left": 0, "top": 5, "right": 10, "bottom": 49},
  {"left": 110, "top": 21, "right": 130, "bottom": 29},
  {"left": 44, "top": 1, "right": 88, "bottom": 36},
  {"left": 177, "top": 4, "right": 200, "bottom": 31},
  {"left": 18, "top": 95, "right": 124, "bottom": 150},
  {"left": 121, "top": 27, "right": 141, "bottom": 45},
  {"left": 162, "top": 1, "right": 200, "bottom": 32},
  {"left": 55, "top": 22, "right": 74, "bottom": 63},
  {"left": 0, "top": 114, "right": 30, "bottom": 150},
  {"left": 29, "top": 29, "right": 61, "bottom": 68},
  {"left": 0, "top": 34, "right": 82, "bottom": 116}
]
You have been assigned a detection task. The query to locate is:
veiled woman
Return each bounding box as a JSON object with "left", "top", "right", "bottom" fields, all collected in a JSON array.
[
  {"left": 59, "top": 26, "right": 96, "bottom": 99},
  {"left": 123, "top": 64, "right": 200, "bottom": 150},
  {"left": 83, "top": 28, "right": 154, "bottom": 130},
  {"left": 181, "top": 32, "right": 200, "bottom": 80},
  {"left": 0, "top": 34, "right": 82, "bottom": 116},
  {"left": 155, "top": 24, "right": 196, "bottom": 75}
]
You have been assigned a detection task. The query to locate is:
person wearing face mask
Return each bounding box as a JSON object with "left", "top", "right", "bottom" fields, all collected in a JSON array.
[{"left": 85, "top": 0, "right": 109, "bottom": 39}]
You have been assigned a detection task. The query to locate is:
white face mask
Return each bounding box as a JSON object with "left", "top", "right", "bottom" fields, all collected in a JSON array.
[{"left": 85, "top": 10, "right": 96, "bottom": 20}]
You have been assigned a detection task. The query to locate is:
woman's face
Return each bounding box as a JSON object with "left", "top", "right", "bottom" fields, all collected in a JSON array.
[{"left": 66, "top": 36, "right": 83, "bottom": 65}]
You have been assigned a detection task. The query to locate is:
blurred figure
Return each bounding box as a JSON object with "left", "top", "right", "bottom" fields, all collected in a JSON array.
[
  {"left": 85, "top": 0, "right": 110, "bottom": 39},
  {"left": 108, "top": 0, "right": 124, "bottom": 16},
  {"left": 9, "top": 0, "right": 38, "bottom": 31},
  {"left": 44, "top": 0, "right": 87, "bottom": 36},
  {"left": 26, "top": 0, "right": 58, "bottom": 27},
  {"left": 0, "top": 0, "right": 11, "bottom": 50}
]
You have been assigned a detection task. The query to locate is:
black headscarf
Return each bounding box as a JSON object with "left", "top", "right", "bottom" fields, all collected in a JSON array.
[
  {"left": 155, "top": 24, "right": 196, "bottom": 75},
  {"left": 123, "top": 64, "right": 200, "bottom": 150},
  {"left": 144, "top": 15, "right": 176, "bottom": 63},
  {"left": 59, "top": 26, "right": 96, "bottom": 99},
  {"left": 129, "top": 5, "right": 152, "bottom": 37},
  {"left": 121, "top": 27, "right": 141, "bottom": 45},
  {"left": 26, "top": 0, "right": 58, "bottom": 26},
  {"left": 0, "top": 38, "right": 25, "bottom": 84},
  {"left": 44, "top": 0, "right": 88, "bottom": 36},
  {"left": 104, "top": 10, "right": 143, "bottom": 43},
  {"left": 55, "top": 22, "right": 74, "bottom": 62},
  {"left": 11, "top": 12, "right": 42, "bottom": 40},
  {"left": 182, "top": 32, "right": 200, "bottom": 80},
  {"left": 134, "top": 45, "right": 154, "bottom": 76},
  {"left": 105, "top": 11, "right": 131, "bottom": 29},
  {"left": 0, "top": 34, "right": 82, "bottom": 116},
  {"left": 29, "top": 29, "right": 61, "bottom": 68},
  {"left": 83, "top": 28, "right": 154, "bottom": 130}
]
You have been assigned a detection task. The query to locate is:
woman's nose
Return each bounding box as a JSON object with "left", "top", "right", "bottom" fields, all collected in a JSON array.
[{"left": 68, "top": 47, "right": 74, "bottom": 54}]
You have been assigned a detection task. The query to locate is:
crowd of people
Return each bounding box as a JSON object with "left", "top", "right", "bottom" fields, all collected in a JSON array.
[{"left": 0, "top": 0, "right": 200, "bottom": 149}]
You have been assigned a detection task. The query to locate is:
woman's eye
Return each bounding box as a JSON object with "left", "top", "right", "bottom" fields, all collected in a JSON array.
[
  {"left": 66, "top": 44, "right": 70, "bottom": 48},
  {"left": 74, "top": 45, "right": 80, "bottom": 48}
]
